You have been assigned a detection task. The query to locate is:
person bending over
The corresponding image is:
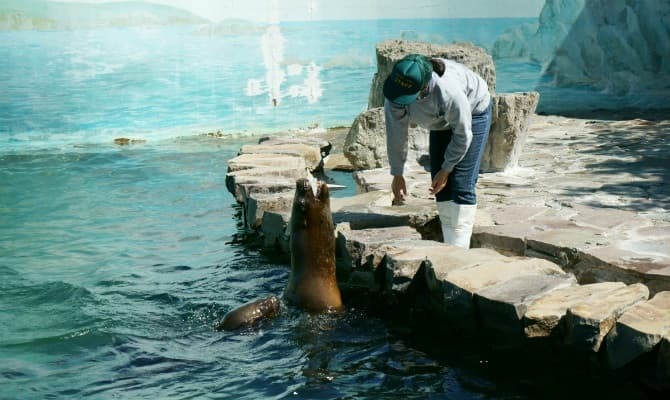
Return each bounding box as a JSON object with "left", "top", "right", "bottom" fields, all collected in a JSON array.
[{"left": 383, "top": 54, "right": 492, "bottom": 248}]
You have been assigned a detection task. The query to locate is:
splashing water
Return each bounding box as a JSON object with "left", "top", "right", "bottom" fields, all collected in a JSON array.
[{"left": 261, "top": 24, "right": 285, "bottom": 106}]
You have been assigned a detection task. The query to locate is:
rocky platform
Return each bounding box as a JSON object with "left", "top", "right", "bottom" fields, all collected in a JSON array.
[{"left": 224, "top": 114, "right": 670, "bottom": 391}]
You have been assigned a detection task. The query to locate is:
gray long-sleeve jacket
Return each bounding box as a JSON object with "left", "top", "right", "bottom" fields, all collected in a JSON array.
[{"left": 384, "top": 58, "right": 491, "bottom": 176}]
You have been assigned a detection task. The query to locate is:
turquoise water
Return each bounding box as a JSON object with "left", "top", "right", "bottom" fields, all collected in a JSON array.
[
  {"left": 0, "top": 19, "right": 649, "bottom": 399},
  {"left": 0, "top": 19, "right": 537, "bottom": 149}
]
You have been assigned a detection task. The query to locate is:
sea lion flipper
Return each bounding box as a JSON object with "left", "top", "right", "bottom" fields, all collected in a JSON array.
[{"left": 216, "top": 295, "right": 281, "bottom": 331}]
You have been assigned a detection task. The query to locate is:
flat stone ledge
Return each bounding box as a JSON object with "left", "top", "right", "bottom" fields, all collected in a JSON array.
[
  {"left": 258, "top": 135, "right": 332, "bottom": 157},
  {"left": 336, "top": 225, "right": 422, "bottom": 271},
  {"left": 333, "top": 199, "right": 439, "bottom": 232},
  {"left": 228, "top": 176, "right": 298, "bottom": 205},
  {"left": 563, "top": 283, "right": 649, "bottom": 353},
  {"left": 434, "top": 256, "right": 573, "bottom": 333},
  {"left": 523, "top": 282, "right": 627, "bottom": 339},
  {"left": 239, "top": 143, "right": 323, "bottom": 172},
  {"left": 260, "top": 210, "right": 291, "bottom": 251},
  {"left": 475, "top": 273, "right": 577, "bottom": 346},
  {"left": 227, "top": 153, "right": 307, "bottom": 173},
  {"left": 605, "top": 291, "right": 670, "bottom": 369},
  {"left": 246, "top": 191, "right": 295, "bottom": 230}
]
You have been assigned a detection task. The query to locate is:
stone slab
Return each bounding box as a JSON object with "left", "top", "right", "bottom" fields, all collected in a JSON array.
[
  {"left": 435, "top": 256, "right": 569, "bottom": 333},
  {"left": 378, "top": 242, "right": 469, "bottom": 292},
  {"left": 526, "top": 225, "right": 609, "bottom": 256},
  {"left": 390, "top": 245, "right": 505, "bottom": 278},
  {"left": 577, "top": 246, "right": 670, "bottom": 294},
  {"left": 523, "top": 282, "right": 626, "bottom": 339},
  {"left": 332, "top": 199, "right": 438, "bottom": 231},
  {"left": 260, "top": 210, "right": 291, "bottom": 250},
  {"left": 330, "top": 190, "right": 392, "bottom": 212},
  {"left": 227, "top": 153, "right": 307, "bottom": 172},
  {"left": 335, "top": 226, "right": 422, "bottom": 271},
  {"left": 565, "top": 202, "right": 653, "bottom": 231},
  {"left": 236, "top": 178, "right": 298, "bottom": 205},
  {"left": 441, "top": 256, "right": 568, "bottom": 295},
  {"left": 475, "top": 273, "right": 577, "bottom": 345},
  {"left": 353, "top": 166, "right": 432, "bottom": 199},
  {"left": 246, "top": 191, "right": 294, "bottom": 229},
  {"left": 257, "top": 135, "right": 332, "bottom": 156},
  {"left": 325, "top": 153, "right": 355, "bottom": 171},
  {"left": 239, "top": 143, "right": 322, "bottom": 172},
  {"left": 481, "top": 92, "right": 539, "bottom": 173},
  {"left": 605, "top": 291, "right": 670, "bottom": 369},
  {"left": 471, "top": 224, "right": 531, "bottom": 255},
  {"left": 564, "top": 283, "right": 650, "bottom": 352}
]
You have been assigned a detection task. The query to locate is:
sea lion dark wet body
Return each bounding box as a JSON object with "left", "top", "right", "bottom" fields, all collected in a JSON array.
[
  {"left": 216, "top": 179, "right": 342, "bottom": 331},
  {"left": 216, "top": 295, "right": 281, "bottom": 331},
  {"left": 284, "top": 178, "right": 343, "bottom": 313}
]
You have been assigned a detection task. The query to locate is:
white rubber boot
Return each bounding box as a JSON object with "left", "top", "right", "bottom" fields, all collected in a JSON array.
[{"left": 436, "top": 201, "right": 477, "bottom": 248}]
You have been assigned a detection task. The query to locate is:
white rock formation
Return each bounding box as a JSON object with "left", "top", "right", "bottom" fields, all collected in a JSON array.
[{"left": 493, "top": 0, "right": 670, "bottom": 98}]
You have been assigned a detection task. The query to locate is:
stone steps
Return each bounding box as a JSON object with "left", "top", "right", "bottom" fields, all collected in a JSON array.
[{"left": 224, "top": 132, "right": 669, "bottom": 389}]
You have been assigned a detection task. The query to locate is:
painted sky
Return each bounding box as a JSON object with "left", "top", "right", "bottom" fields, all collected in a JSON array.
[{"left": 51, "top": 0, "right": 546, "bottom": 21}]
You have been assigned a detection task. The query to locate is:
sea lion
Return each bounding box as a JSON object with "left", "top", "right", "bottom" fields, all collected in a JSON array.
[
  {"left": 217, "top": 179, "right": 342, "bottom": 331},
  {"left": 216, "top": 295, "right": 281, "bottom": 331},
  {"left": 284, "top": 178, "right": 343, "bottom": 313}
]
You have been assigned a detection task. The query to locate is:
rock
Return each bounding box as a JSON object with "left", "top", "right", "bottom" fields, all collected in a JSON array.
[
  {"left": 324, "top": 153, "right": 355, "bottom": 171},
  {"left": 343, "top": 107, "right": 428, "bottom": 170},
  {"left": 578, "top": 245, "right": 670, "bottom": 296},
  {"left": 475, "top": 273, "right": 578, "bottom": 346},
  {"left": 523, "top": 282, "right": 627, "bottom": 339},
  {"left": 330, "top": 190, "right": 393, "bottom": 211},
  {"left": 246, "top": 191, "right": 294, "bottom": 229},
  {"left": 492, "top": 0, "right": 670, "bottom": 111},
  {"left": 257, "top": 135, "right": 332, "bottom": 158},
  {"left": 260, "top": 210, "right": 290, "bottom": 250},
  {"left": 371, "top": 240, "right": 457, "bottom": 283},
  {"left": 333, "top": 197, "right": 439, "bottom": 233},
  {"left": 226, "top": 175, "right": 300, "bottom": 204},
  {"left": 113, "top": 137, "right": 146, "bottom": 145},
  {"left": 227, "top": 153, "right": 307, "bottom": 173},
  {"left": 368, "top": 40, "right": 496, "bottom": 109},
  {"left": 480, "top": 92, "right": 540, "bottom": 172},
  {"left": 335, "top": 225, "right": 422, "bottom": 272},
  {"left": 353, "top": 166, "right": 432, "bottom": 200},
  {"left": 434, "top": 256, "right": 570, "bottom": 333},
  {"left": 387, "top": 242, "right": 492, "bottom": 273},
  {"left": 605, "top": 291, "right": 670, "bottom": 369},
  {"left": 239, "top": 143, "right": 323, "bottom": 172},
  {"left": 472, "top": 224, "right": 529, "bottom": 256},
  {"left": 564, "top": 283, "right": 649, "bottom": 352}
]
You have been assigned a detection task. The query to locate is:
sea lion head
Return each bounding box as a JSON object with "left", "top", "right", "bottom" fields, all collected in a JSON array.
[{"left": 290, "top": 178, "right": 331, "bottom": 230}]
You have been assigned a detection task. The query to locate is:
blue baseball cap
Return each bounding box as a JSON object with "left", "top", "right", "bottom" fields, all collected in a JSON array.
[{"left": 383, "top": 54, "right": 432, "bottom": 105}]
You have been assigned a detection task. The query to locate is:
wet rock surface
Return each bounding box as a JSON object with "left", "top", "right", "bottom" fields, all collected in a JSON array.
[{"left": 224, "top": 114, "right": 670, "bottom": 393}]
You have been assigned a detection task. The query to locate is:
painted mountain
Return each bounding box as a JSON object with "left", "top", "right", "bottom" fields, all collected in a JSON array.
[{"left": 0, "top": 0, "right": 208, "bottom": 30}]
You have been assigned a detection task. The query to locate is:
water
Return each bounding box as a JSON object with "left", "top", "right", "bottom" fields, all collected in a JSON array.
[
  {"left": 0, "top": 19, "right": 651, "bottom": 399},
  {"left": 0, "top": 141, "right": 527, "bottom": 399}
]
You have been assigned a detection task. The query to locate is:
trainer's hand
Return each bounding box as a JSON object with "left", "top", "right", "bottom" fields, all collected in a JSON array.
[
  {"left": 430, "top": 169, "right": 450, "bottom": 196},
  {"left": 391, "top": 175, "right": 407, "bottom": 205}
]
